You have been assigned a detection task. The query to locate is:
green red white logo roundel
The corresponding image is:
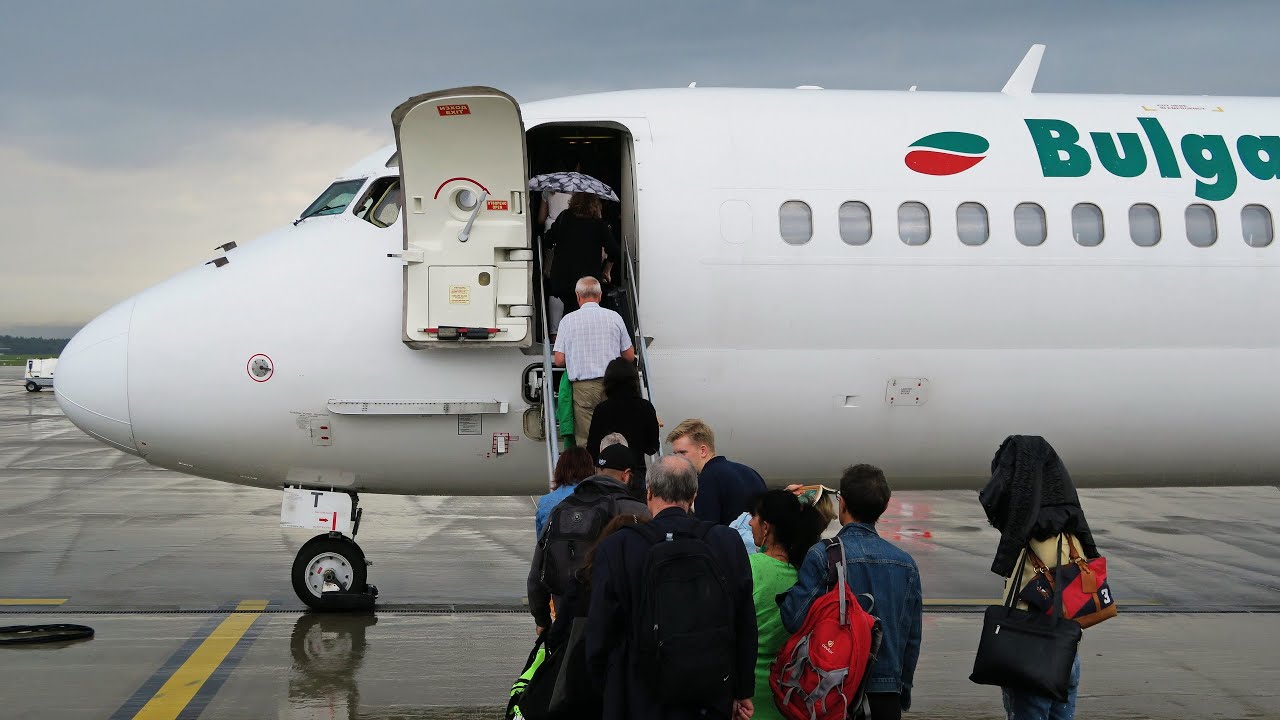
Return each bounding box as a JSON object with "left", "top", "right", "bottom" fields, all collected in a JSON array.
[{"left": 905, "top": 132, "right": 990, "bottom": 175}]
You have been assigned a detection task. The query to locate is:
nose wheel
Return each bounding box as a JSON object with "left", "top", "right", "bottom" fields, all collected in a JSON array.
[{"left": 291, "top": 535, "right": 376, "bottom": 611}]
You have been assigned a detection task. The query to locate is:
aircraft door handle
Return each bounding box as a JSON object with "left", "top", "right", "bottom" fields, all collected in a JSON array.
[{"left": 388, "top": 250, "right": 425, "bottom": 263}]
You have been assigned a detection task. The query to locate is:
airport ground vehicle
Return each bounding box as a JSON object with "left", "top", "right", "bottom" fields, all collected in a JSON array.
[{"left": 24, "top": 358, "right": 56, "bottom": 392}]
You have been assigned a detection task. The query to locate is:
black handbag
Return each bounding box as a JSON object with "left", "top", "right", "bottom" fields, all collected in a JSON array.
[
  {"left": 969, "top": 537, "right": 1083, "bottom": 702},
  {"left": 520, "top": 617, "right": 600, "bottom": 720}
]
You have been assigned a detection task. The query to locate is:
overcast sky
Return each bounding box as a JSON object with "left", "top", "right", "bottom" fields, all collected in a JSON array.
[{"left": 3, "top": 1, "right": 1279, "bottom": 337}]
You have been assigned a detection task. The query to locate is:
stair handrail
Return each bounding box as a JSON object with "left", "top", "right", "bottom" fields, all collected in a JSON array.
[
  {"left": 620, "top": 237, "right": 657, "bottom": 424},
  {"left": 535, "top": 238, "right": 560, "bottom": 486}
]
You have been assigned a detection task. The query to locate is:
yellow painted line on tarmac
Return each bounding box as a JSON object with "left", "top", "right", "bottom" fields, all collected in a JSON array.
[
  {"left": 131, "top": 600, "right": 268, "bottom": 720},
  {"left": 0, "top": 598, "right": 67, "bottom": 606}
]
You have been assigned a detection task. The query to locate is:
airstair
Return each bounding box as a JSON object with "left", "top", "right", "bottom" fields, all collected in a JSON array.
[{"left": 533, "top": 237, "right": 655, "bottom": 489}]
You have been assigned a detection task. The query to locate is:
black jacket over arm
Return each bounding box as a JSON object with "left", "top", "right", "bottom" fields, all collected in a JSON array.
[
  {"left": 979, "top": 435, "right": 1100, "bottom": 576},
  {"left": 586, "top": 507, "right": 756, "bottom": 720}
]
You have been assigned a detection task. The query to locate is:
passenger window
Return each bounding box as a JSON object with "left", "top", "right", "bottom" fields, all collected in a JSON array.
[
  {"left": 1129, "top": 204, "right": 1162, "bottom": 247},
  {"left": 1241, "top": 204, "right": 1274, "bottom": 247},
  {"left": 779, "top": 201, "right": 813, "bottom": 245},
  {"left": 898, "top": 202, "right": 930, "bottom": 246},
  {"left": 1014, "top": 203, "right": 1047, "bottom": 246},
  {"left": 956, "top": 202, "right": 989, "bottom": 246},
  {"left": 297, "top": 178, "right": 367, "bottom": 221},
  {"left": 1071, "top": 203, "right": 1104, "bottom": 247},
  {"left": 839, "top": 202, "right": 872, "bottom": 245},
  {"left": 354, "top": 177, "right": 402, "bottom": 228},
  {"left": 1185, "top": 204, "right": 1217, "bottom": 247}
]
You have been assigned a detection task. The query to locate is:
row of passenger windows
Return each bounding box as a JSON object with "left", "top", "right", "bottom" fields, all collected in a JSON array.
[{"left": 777, "top": 201, "right": 1276, "bottom": 248}]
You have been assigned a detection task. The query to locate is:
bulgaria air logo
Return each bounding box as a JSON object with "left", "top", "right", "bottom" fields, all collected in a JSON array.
[{"left": 905, "top": 132, "right": 990, "bottom": 176}]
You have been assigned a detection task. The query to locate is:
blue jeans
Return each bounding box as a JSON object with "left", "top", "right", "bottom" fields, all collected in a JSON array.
[{"left": 1002, "top": 654, "right": 1081, "bottom": 720}]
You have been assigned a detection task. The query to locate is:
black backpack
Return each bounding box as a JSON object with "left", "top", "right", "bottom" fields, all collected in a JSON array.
[
  {"left": 627, "top": 521, "right": 737, "bottom": 705},
  {"left": 538, "top": 492, "right": 620, "bottom": 597}
]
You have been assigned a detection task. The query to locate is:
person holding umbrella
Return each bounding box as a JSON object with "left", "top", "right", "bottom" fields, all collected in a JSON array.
[
  {"left": 530, "top": 171, "right": 622, "bottom": 313},
  {"left": 542, "top": 192, "right": 621, "bottom": 313}
]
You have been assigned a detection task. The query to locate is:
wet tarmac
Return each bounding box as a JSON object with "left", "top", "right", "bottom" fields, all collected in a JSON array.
[{"left": 1, "top": 366, "right": 1278, "bottom": 718}]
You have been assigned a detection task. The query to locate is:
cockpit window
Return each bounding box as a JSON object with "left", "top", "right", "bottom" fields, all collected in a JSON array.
[
  {"left": 353, "top": 176, "right": 402, "bottom": 228},
  {"left": 297, "top": 179, "right": 367, "bottom": 221}
]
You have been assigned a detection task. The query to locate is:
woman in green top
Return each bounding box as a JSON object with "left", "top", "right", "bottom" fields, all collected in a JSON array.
[{"left": 747, "top": 489, "right": 826, "bottom": 720}]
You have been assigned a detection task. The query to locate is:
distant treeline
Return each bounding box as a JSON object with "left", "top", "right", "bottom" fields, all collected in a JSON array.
[{"left": 0, "top": 336, "right": 69, "bottom": 356}]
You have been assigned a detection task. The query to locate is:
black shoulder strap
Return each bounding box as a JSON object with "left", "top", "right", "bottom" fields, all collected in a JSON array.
[
  {"left": 622, "top": 521, "right": 664, "bottom": 546},
  {"left": 1005, "top": 542, "right": 1032, "bottom": 608},
  {"left": 823, "top": 537, "right": 842, "bottom": 589}
]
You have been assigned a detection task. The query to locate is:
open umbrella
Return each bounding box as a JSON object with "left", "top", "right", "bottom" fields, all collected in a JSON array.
[{"left": 528, "top": 172, "right": 619, "bottom": 202}]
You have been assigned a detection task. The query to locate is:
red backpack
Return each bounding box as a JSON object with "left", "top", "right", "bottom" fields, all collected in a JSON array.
[{"left": 771, "top": 538, "right": 882, "bottom": 720}]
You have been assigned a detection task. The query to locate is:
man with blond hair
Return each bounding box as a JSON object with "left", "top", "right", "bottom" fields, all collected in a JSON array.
[
  {"left": 554, "top": 276, "right": 635, "bottom": 447},
  {"left": 667, "top": 419, "right": 766, "bottom": 525}
]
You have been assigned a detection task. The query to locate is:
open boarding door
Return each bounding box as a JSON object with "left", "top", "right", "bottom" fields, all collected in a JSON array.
[{"left": 392, "top": 87, "right": 533, "bottom": 349}]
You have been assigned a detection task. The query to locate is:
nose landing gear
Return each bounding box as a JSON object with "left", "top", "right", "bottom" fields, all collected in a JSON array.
[
  {"left": 284, "top": 488, "right": 379, "bottom": 611},
  {"left": 292, "top": 534, "right": 378, "bottom": 611}
]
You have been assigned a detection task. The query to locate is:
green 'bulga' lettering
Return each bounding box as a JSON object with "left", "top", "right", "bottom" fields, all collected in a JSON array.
[
  {"left": 1137, "top": 118, "right": 1182, "bottom": 178},
  {"left": 1090, "top": 132, "right": 1147, "bottom": 177},
  {"left": 1025, "top": 119, "right": 1091, "bottom": 177},
  {"left": 1182, "top": 134, "right": 1237, "bottom": 202},
  {"left": 1238, "top": 135, "right": 1280, "bottom": 180}
]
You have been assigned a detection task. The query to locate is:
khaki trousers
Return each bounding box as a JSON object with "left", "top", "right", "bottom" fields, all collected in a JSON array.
[{"left": 571, "top": 377, "right": 605, "bottom": 448}]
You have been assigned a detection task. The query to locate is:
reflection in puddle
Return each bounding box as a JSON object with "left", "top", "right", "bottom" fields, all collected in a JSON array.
[{"left": 285, "top": 612, "right": 376, "bottom": 719}]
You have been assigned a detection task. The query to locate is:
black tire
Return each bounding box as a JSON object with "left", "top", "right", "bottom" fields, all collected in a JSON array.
[
  {"left": 25, "top": 381, "right": 40, "bottom": 392},
  {"left": 0, "top": 624, "right": 94, "bottom": 645},
  {"left": 291, "top": 535, "right": 367, "bottom": 611}
]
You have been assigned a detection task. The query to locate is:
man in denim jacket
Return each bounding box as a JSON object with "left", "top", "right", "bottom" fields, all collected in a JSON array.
[{"left": 779, "top": 464, "right": 923, "bottom": 720}]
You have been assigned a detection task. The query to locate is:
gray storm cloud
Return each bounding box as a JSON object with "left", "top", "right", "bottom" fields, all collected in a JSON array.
[{"left": 2, "top": 0, "right": 1278, "bottom": 333}]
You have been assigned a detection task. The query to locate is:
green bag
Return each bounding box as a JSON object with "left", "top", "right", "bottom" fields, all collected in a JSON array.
[
  {"left": 556, "top": 373, "right": 574, "bottom": 449},
  {"left": 507, "top": 635, "right": 548, "bottom": 720}
]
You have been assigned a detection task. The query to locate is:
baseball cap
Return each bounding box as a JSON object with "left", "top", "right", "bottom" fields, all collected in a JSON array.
[{"left": 597, "top": 443, "right": 634, "bottom": 471}]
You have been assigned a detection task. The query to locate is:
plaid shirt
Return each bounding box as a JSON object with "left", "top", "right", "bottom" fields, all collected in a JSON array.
[{"left": 553, "top": 302, "right": 632, "bottom": 381}]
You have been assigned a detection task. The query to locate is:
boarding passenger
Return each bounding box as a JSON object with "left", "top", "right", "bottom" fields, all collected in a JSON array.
[
  {"left": 667, "top": 419, "right": 767, "bottom": 525},
  {"left": 538, "top": 188, "right": 572, "bottom": 338},
  {"left": 543, "top": 193, "right": 621, "bottom": 313},
  {"left": 980, "top": 435, "right": 1101, "bottom": 720},
  {"left": 554, "top": 277, "right": 635, "bottom": 447},
  {"left": 586, "top": 455, "right": 757, "bottom": 720},
  {"left": 535, "top": 446, "right": 595, "bottom": 538},
  {"left": 528, "top": 514, "right": 648, "bottom": 720},
  {"left": 780, "top": 464, "right": 922, "bottom": 720},
  {"left": 587, "top": 358, "right": 660, "bottom": 496},
  {"left": 528, "top": 444, "right": 650, "bottom": 635},
  {"left": 746, "top": 490, "right": 825, "bottom": 720}
]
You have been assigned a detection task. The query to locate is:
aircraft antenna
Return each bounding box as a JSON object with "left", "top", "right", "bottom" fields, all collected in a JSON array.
[{"left": 1002, "top": 44, "right": 1045, "bottom": 96}]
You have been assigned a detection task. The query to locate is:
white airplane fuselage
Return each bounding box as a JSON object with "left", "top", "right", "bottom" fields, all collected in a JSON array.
[{"left": 55, "top": 87, "right": 1280, "bottom": 494}]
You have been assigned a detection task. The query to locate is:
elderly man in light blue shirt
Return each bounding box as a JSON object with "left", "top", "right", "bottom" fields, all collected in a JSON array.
[{"left": 553, "top": 276, "right": 635, "bottom": 447}]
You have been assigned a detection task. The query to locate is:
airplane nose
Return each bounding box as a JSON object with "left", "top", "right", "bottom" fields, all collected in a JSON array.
[{"left": 55, "top": 298, "right": 139, "bottom": 455}]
